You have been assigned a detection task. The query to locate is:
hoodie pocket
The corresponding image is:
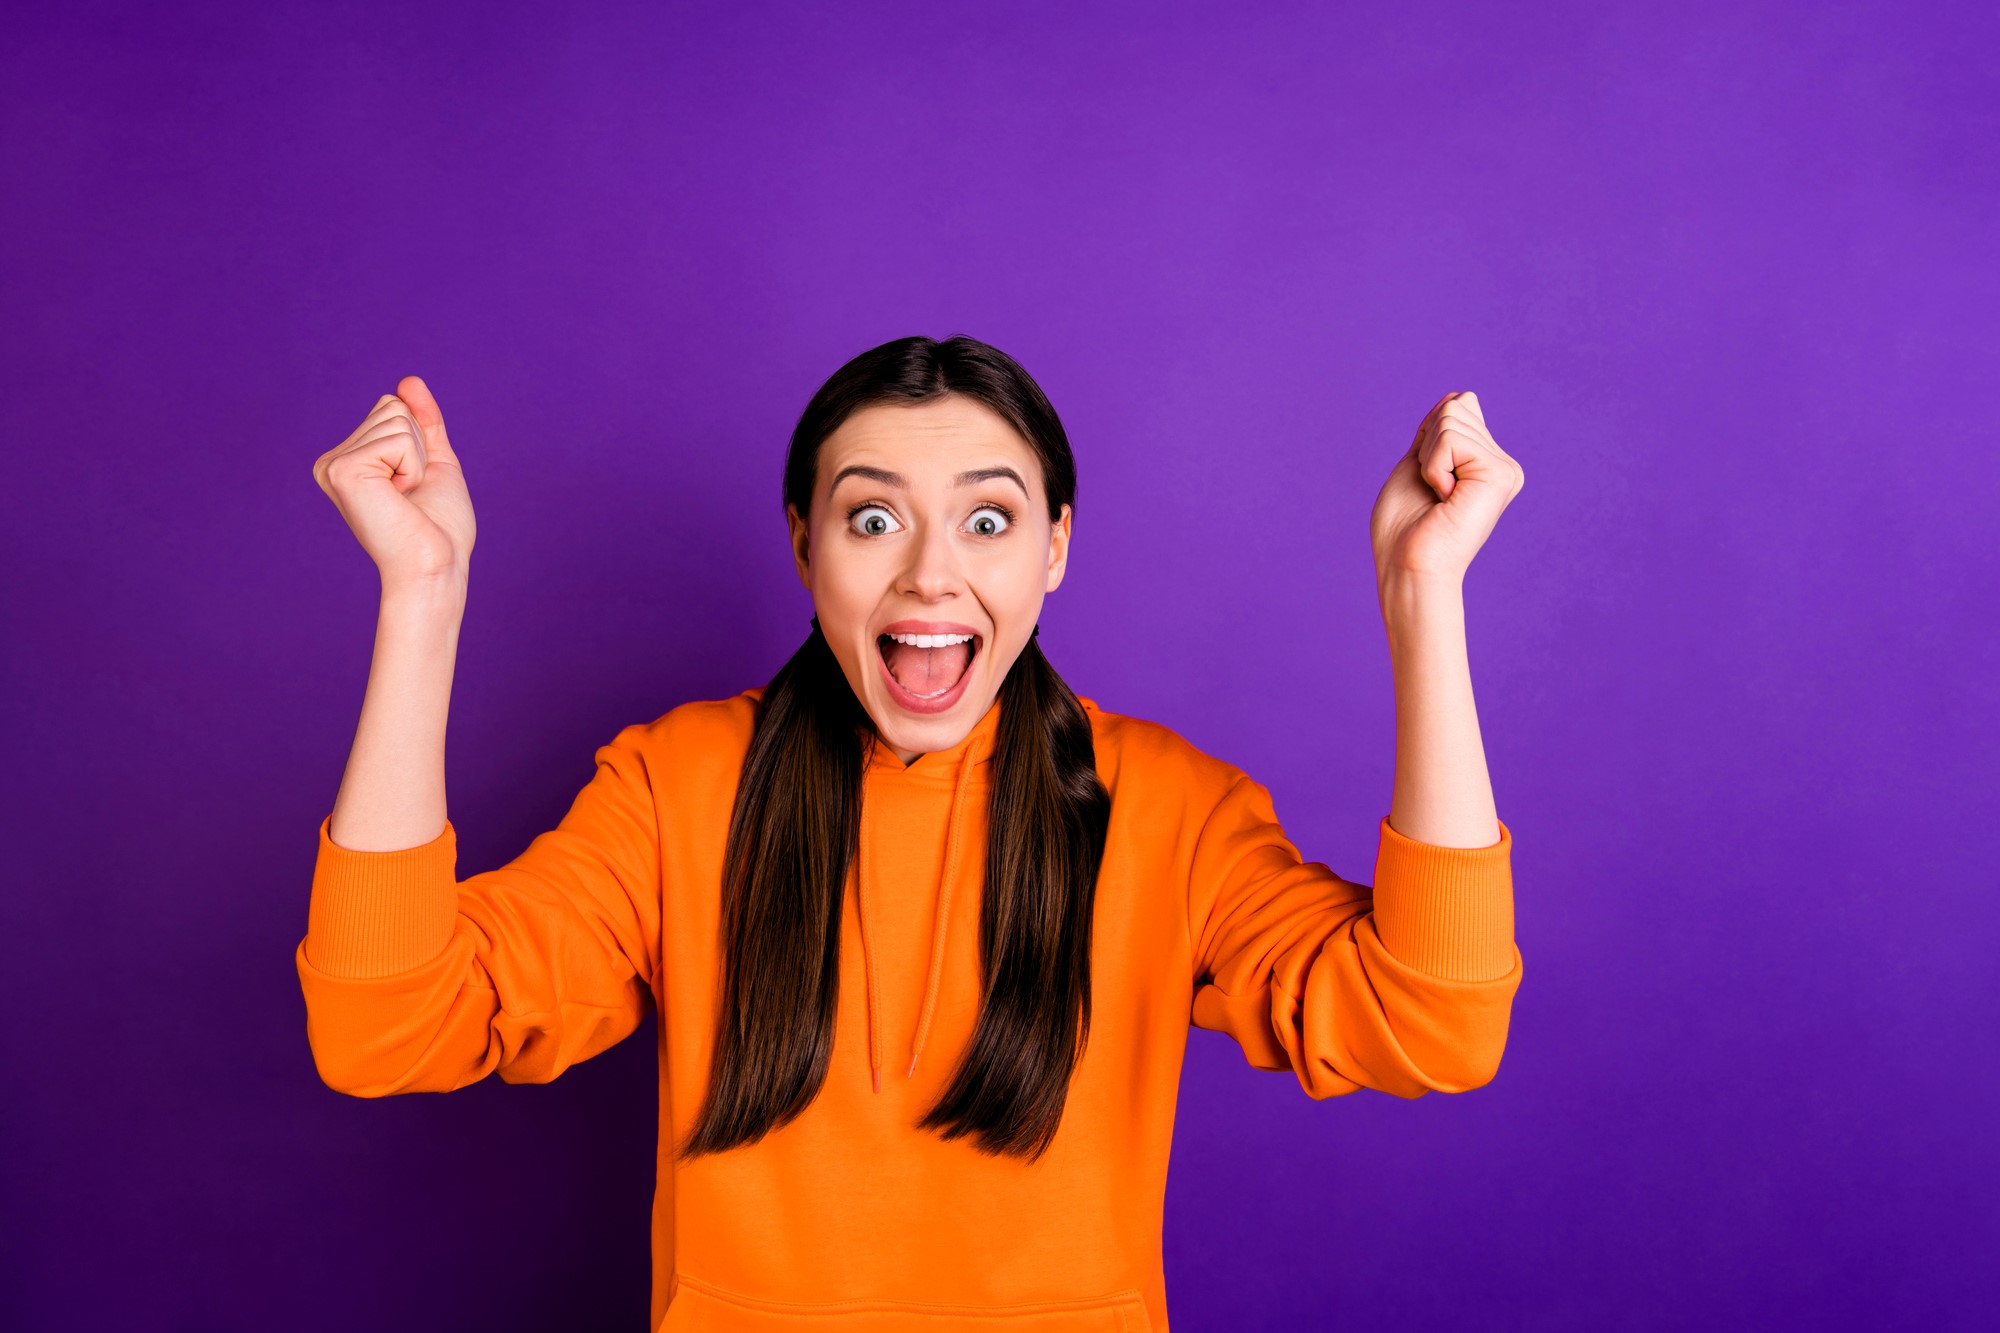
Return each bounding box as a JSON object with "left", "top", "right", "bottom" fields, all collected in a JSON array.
[{"left": 663, "top": 1272, "right": 1155, "bottom": 1331}]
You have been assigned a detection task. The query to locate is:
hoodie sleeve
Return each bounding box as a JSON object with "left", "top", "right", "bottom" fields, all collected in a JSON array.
[
  {"left": 294, "top": 723, "right": 662, "bottom": 1097},
  {"left": 1187, "top": 768, "right": 1521, "bottom": 1099}
]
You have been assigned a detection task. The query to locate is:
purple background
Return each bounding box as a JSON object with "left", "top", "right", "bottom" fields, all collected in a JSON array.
[{"left": 4, "top": 1, "right": 1993, "bottom": 1328}]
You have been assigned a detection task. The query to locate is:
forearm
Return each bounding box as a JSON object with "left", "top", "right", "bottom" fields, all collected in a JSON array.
[
  {"left": 1380, "top": 574, "right": 1500, "bottom": 848},
  {"left": 327, "top": 576, "right": 467, "bottom": 852}
]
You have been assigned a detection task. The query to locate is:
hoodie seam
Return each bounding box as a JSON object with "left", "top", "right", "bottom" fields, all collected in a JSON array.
[{"left": 1185, "top": 770, "right": 1250, "bottom": 983}]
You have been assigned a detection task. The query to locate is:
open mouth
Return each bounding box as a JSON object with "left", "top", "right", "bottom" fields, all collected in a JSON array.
[{"left": 877, "top": 632, "right": 981, "bottom": 702}]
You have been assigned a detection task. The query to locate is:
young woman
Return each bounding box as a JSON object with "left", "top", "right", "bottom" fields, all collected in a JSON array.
[{"left": 299, "top": 336, "right": 1525, "bottom": 1332}]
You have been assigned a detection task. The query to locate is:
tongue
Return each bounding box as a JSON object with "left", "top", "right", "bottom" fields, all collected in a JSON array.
[{"left": 884, "top": 639, "right": 972, "bottom": 696}]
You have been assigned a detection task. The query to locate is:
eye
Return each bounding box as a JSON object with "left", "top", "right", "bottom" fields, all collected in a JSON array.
[
  {"left": 846, "top": 503, "right": 901, "bottom": 537},
  {"left": 969, "top": 503, "right": 1014, "bottom": 537}
]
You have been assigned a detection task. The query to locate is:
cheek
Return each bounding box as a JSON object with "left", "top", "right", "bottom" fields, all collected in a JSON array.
[
  {"left": 975, "top": 556, "right": 1047, "bottom": 619},
  {"left": 811, "top": 544, "right": 876, "bottom": 597},
  {"left": 1007, "top": 540, "right": 1053, "bottom": 587}
]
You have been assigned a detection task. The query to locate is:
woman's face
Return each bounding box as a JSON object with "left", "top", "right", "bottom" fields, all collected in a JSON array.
[{"left": 787, "top": 395, "right": 1071, "bottom": 765}]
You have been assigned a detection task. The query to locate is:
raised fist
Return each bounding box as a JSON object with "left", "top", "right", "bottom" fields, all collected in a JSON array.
[{"left": 313, "top": 375, "right": 475, "bottom": 589}]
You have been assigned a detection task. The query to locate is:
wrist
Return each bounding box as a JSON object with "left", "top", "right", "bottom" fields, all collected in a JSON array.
[
  {"left": 380, "top": 573, "right": 467, "bottom": 622},
  {"left": 1379, "top": 569, "right": 1462, "bottom": 624}
]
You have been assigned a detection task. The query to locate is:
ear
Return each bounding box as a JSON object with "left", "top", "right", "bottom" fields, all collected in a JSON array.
[
  {"left": 786, "top": 504, "right": 812, "bottom": 588},
  {"left": 1044, "top": 503, "right": 1072, "bottom": 593}
]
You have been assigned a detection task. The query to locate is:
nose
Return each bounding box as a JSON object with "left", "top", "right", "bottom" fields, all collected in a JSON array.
[{"left": 897, "top": 514, "right": 965, "bottom": 600}]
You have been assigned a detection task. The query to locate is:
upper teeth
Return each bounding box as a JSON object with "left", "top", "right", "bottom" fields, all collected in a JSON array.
[{"left": 886, "top": 632, "right": 973, "bottom": 648}]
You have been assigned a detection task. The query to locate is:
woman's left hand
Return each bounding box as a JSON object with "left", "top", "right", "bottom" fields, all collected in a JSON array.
[{"left": 1369, "top": 390, "right": 1525, "bottom": 597}]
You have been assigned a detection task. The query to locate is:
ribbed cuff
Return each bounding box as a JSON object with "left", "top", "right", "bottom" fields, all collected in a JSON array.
[
  {"left": 1369, "top": 815, "right": 1516, "bottom": 982},
  {"left": 303, "top": 814, "right": 461, "bottom": 980}
]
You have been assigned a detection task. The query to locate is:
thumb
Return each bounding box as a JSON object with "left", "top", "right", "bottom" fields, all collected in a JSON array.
[{"left": 395, "top": 374, "right": 458, "bottom": 460}]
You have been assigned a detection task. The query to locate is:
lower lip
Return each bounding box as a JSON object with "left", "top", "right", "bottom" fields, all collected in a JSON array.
[{"left": 877, "top": 638, "right": 979, "bottom": 715}]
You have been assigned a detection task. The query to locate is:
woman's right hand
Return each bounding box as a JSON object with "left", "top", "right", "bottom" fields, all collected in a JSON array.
[{"left": 313, "top": 375, "right": 476, "bottom": 591}]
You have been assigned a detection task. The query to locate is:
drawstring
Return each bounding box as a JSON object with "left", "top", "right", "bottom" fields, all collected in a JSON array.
[
  {"left": 907, "top": 754, "right": 974, "bottom": 1081},
  {"left": 855, "top": 812, "right": 886, "bottom": 1094}
]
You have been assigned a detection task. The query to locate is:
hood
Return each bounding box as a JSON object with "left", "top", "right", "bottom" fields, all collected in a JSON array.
[
  {"left": 855, "top": 691, "right": 1006, "bottom": 1092},
  {"left": 742, "top": 681, "right": 1098, "bottom": 1095}
]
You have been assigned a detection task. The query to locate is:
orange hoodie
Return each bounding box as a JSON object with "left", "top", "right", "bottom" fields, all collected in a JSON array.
[{"left": 296, "top": 687, "right": 1521, "bottom": 1332}]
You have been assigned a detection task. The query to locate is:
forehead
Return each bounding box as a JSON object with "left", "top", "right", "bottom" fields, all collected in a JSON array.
[{"left": 818, "top": 397, "right": 1041, "bottom": 492}]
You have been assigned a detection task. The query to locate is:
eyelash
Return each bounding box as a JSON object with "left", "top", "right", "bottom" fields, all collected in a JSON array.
[{"left": 844, "top": 500, "right": 1016, "bottom": 537}]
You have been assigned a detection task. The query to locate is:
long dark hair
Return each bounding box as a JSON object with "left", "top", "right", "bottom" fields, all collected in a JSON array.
[{"left": 674, "top": 335, "right": 1111, "bottom": 1163}]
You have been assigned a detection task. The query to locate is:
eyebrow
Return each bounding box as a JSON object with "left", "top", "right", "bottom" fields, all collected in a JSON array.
[{"left": 829, "top": 464, "right": 1031, "bottom": 501}]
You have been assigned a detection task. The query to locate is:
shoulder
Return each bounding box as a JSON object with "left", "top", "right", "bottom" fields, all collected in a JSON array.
[
  {"left": 616, "top": 687, "right": 761, "bottom": 771},
  {"left": 1075, "top": 694, "right": 1244, "bottom": 805}
]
